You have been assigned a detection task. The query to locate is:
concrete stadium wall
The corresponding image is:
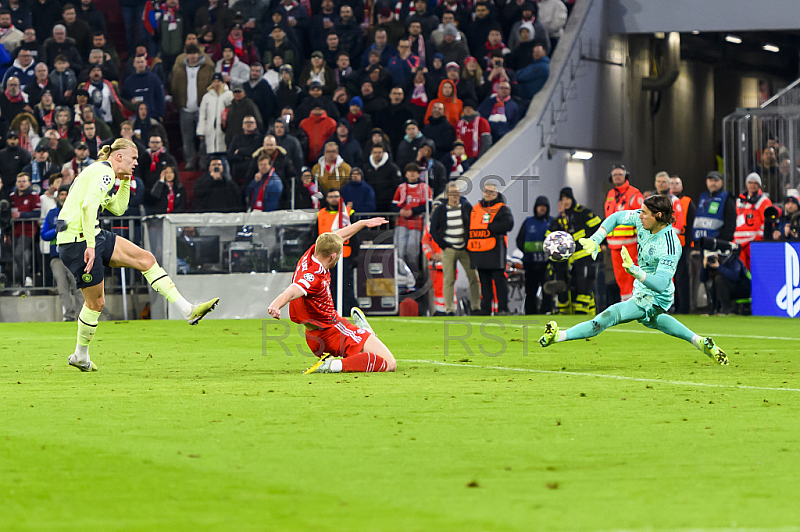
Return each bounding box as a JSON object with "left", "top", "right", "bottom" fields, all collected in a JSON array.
[{"left": 0, "top": 294, "right": 143, "bottom": 323}]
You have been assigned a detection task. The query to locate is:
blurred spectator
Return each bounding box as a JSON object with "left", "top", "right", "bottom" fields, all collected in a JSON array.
[
  {"left": 362, "top": 142, "right": 400, "bottom": 212},
  {"left": 341, "top": 166, "right": 375, "bottom": 212},
  {"left": 244, "top": 62, "right": 276, "bottom": 124},
  {"left": 261, "top": 25, "right": 300, "bottom": 71},
  {"left": 193, "top": 156, "right": 243, "bottom": 212},
  {"left": 444, "top": 139, "right": 470, "bottom": 178},
  {"left": 122, "top": 44, "right": 166, "bottom": 83},
  {"left": 517, "top": 195, "right": 552, "bottom": 314},
  {"left": 435, "top": 22, "right": 469, "bottom": 65},
  {"left": 372, "top": 86, "right": 411, "bottom": 154},
  {"left": 41, "top": 183, "right": 84, "bottom": 320},
  {"left": 509, "top": 22, "right": 535, "bottom": 69},
  {"left": 44, "top": 25, "right": 82, "bottom": 73},
  {"left": 604, "top": 164, "right": 643, "bottom": 302},
  {"left": 275, "top": 0, "right": 310, "bottom": 55},
  {"left": 246, "top": 153, "right": 283, "bottom": 212},
  {"left": 435, "top": 0, "right": 471, "bottom": 31},
  {"left": 670, "top": 175, "right": 696, "bottom": 314},
  {"left": 92, "top": 31, "right": 121, "bottom": 72},
  {"left": 507, "top": 2, "right": 550, "bottom": 53},
  {"left": 53, "top": 105, "right": 73, "bottom": 138},
  {"left": 299, "top": 100, "right": 336, "bottom": 163},
  {"left": 778, "top": 153, "right": 800, "bottom": 191},
  {"left": 215, "top": 42, "right": 250, "bottom": 86},
  {"left": 396, "top": 119, "right": 427, "bottom": 170},
  {"left": 249, "top": 134, "right": 296, "bottom": 198},
  {"left": 211, "top": 24, "right": 258, "bottom": 65},
  {"left": 327, "top": 118, "right": 362, "bottom": 168},
  {"left": 172, "top": 43, "right": 215, "bottom": 171},
  {"left": 468, "top": 181, "right": 513, "bottom": 315},
  {"left": 456, "top": 99, "right": 492, "bottom": 162},
  {"left": 59, "top": 3, "right": 92, "bottom": 57},
  {"left": 733, "top": 172, "right": 772, "bottom": 269},
  {"left": 263, "top": 54, "right": 282, "bottom": 90},
  {"left": 23, "top": 141, "right": 58, "bottom": 190},
  {"left": 3, "top": 48, "right": 34, "bottom": 88},
  {"left": 271, "top": 117, "right": 304, "bottom": 176},
  {"left": 9, "top": 171, "right": 40, "bottom": 287},
  {"left": 423, "top": 101, "right": 455, "bottom": 162},
  {"left": 299, "top": 51, "right": 336, "bottom": 95},
  {"left": 459, "top": 57, "right": 483, "bottom": 103},
  {"left": 123, "top": 55, "right": 166, "bottom": 120},
  {"left": 79, "top": 49, "right": 119, "bottom": 83},
  {"left": 387, "top": 38, "right": 420, "bottom": 88},
  {"left": 536, "top": 0, "right": 568, "bottom": 53},
  {"left": 43, "top": 127, "right": 73, "bottom": 166},
  {"left": 359, "top": 79, "right": 388, "bottom": 119},
  {"left": 31, "top": 0, "right": 63, "bottom": 48},
  {"left": 10, "top": 112, "right": 40, "bottom": 155},
  {"left": 197, "top": 73, "right": 233, "bottom": 159},
  {"left": 275, "top": 64, "right": 302, "bottom": 110},
  {"left": 336, "top": 5, "right": 363, "bottom": 60},
  {"left": 62, "top": 139, "right": 93, "bottom": 175},
  {"left": 701, "top": 251, "right": 750, "bottom": 315},
  {"left": 361, "top": 27, "right": 395, "bottom": 68},
  {"left": 484, "top": 52, "right": 515, "bottom": 98},
  {"left": 79, "top": 105, "right": 111, "bottom": 141},
  {"left": 133, "top": 102, "right": 167, "bottom": 148},
  {"left": 224, "top": 83, "right": 262, "bottom": 145},
  {"left": 312, "top": 140, "right": 351, "bottom": 191},
  {"left": 756, "top": 146, "right": 779, "bottom": 186},
  {"left": 393, "top": 162, "right": 431, "bottom": 278},
  {"left": 466, "top": 2, "right": 497, "bottom": 63},
  {"left": 227, "top": 115, "right": 261, "bottom": 185},
  {"left": 0, "top": 76, "right": 30, "bottom": 118},
  {"left": 321, "top": 31, "right": 343, "bottom": 69},
  {"left": 407, "top": 0, "right": 439, "bottom": 36},
  {"left": 425, "top": 78, "right": 462, "bottom": 128},
  {"left": 0, "top": 132, "right": 31, "bottom": 188},
  {"left": 152, "top": 0, "right": 183, "bottom": 73},
  {"left": 24, "top": 62, "right": 49, "bottom": 106},
  {"left": 371, "top": 6, "right": 404, "bottom": 47},
  {"left": 296, "top": 81, "right": 338, "bottom": 120},
  {"left": 478, "top": 81, "right": 520, "bottom": 142},
  {"left": 32, "top": 89, "right": 56, "bottom": 132},
  {"left": 82, "top": 67, "right": 131, "bottom": 130},
  {"left": 195, "top": 0, "right": 234, "bottom": 40},
  {"left": 150, "top": 165, "right": 186, "bottom": 214},
  {"left": 73, "top": 120, "right": 102, "bottom": 159},
  {"left": 144, "top": 134, "right": 177, "bottom": 192},
  {"left": 0, "top": 9, "right": 23, "bottom": 53},
  {"left": 334, "top": 52, "right": 359, "bottom": 95},
  {"left": 407, "top": 20, "right": 434, "bottom": 68},
  {"left": 297, "top": 166, "right": 321, "bottom": 209},
  {"left": 777, "top": 196, "right": 800, "bottom": 241},
  {"left": 343, "top": 96, "right": 371, "bottom": 146},
  {"left": 516, "top": 45, "right": 550, "bottom": 99},
  {"left": 416, "top": 138, "right": 447, "bottom": 197},
  {"left": 48, "top": 54, "right": 78, "bottom": 105}
]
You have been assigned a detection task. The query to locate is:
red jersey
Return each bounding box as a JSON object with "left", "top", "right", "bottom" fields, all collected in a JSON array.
[
  {"left": 10, "top": 190, "right": 41, "bottom": 239},
  {"left": 392, "top": 181, "right": 431, "bottom": 230},
  {"left": 289, "top": 245, "right": 342, "bottom": 326},
  {"left": 456, "top": 115, "right": 491, "bottom": 158}
]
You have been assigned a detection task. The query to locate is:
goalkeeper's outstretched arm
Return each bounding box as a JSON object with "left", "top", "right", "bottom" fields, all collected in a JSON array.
[{"left": 579, "top": 211, "right": 631, "bottom": 260}]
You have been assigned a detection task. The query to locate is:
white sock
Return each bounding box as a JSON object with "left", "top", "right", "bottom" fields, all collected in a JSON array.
[
  {"left": 691, "top": 335, "right": 703, "bottom": 350},
  {"left": 330, "top": 359, "right": 343, "bottom": 373},
  {"left": 74, "top": 344, "right": 89, "bottom": 363},
  {"left": 175, "top": 296, "right": 193, "bottom": 319},
  {"left": 556, "top": 331, "right": 567, "bottom": 343}
]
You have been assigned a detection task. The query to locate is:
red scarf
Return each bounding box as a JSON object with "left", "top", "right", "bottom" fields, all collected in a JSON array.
[
  {"left": 228, "top": 35, "right": 245, "bottom": 59},
  {"left": 410, "top": 83, "right": 428, "bottom": 107},
  {"left": 394, "top": 0, "right": 414, "bottom": 19},
  {"left": 19, "top": 133, "right": 32, "bottom": 153},
  {"left": 252, "top": 168, "right": 274, "bottom": 211},
  {"left": 57, "top": 125, "right": 69, "bottom": 139},
  {"left": 221, "top": 61, "right": 232, "bottom": 75},
  {"left": 166, "top": 182, "right": 175, "bottom": 213},
  {"left": 150, "top": 147, "right": 163, "bottom": 172},
  {"left": 4, "top": 88, "right": 24, "bottom": 103},
  {"left": 347, "top": 110, "right": 361, "bottom": 124},
  {"left": 163, "top": 2, "right": 179, "bottom": 23},
  {"left": 40, "top": 108, "right": 55, "bottom": 129},
  {"left": 490, "top": 93, "right": 511, "bottom": 116}
]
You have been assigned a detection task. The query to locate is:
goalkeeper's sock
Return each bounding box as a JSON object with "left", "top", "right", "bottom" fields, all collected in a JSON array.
[
  {"left": 653, "top": 314, "right": 698, "bottom": 345},
  {"left": 143, "top": 263, "right": 193, "bottom": 319},
  {"left": 341, "top": 353, "right": 388, "bottom": 372},
  {"left": 75, "top": 305, "right": 101, "bottom": 364},
  {"left": 555, "top": 331, "right": 567, "bottom": 343}
]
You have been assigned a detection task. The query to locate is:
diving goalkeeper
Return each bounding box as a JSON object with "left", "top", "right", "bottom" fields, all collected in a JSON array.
[
  {"left": 539, "top": 194, "right": 729, "bottom": 365},
  {"left": 57, "top": 138, "right": 219, "bottom": 372}
]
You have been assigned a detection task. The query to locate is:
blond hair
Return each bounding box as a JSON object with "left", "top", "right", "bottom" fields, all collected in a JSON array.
[
  {"left": 316, "top": 232, "right": 344, "bottom": 257},
  {"left": 98, "top": 138, "right": 137, "bottom": 161}
]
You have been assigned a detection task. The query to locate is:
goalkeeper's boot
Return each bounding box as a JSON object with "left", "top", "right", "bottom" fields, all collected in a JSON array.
[
  {"left": 68, "top": 353, "right": 97, "bottom": 372},
  {"left": 539, "top": 321, "right": 560, "bottom": 348},
  {"left": 188, "top": 297, "right": 220, "bottom": 325},
  {"left": 350, "top": 307, "right": 373, "bottom": 334},
  {"left": 702, "top": 337, "right": 729, "bottom": 366},
  {"left": 304, "top": 354, "right": 335, "bottom": 375}
]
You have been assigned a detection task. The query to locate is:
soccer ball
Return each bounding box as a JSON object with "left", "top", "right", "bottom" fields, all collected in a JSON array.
[{"left": 544, "top": 231, "right": 576, "bottom": 262}]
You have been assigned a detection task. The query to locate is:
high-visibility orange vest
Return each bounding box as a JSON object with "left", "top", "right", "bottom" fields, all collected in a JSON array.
[
  {"left": 467, "top": 202, "right": 506, "bottom": 252},
  {"left": 604, "top": 181, "right": 643, "bottom": 248},
  {"left": 677, "top": 195, "right": 692, "bottom": 246},
  {"left": 317, "top": 209, "right": 353, "bottom": 257}
]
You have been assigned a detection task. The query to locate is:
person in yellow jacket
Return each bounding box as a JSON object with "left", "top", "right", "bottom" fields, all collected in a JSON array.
[{"left": 56, "top": 139, "right": 218, "bottom": 372}]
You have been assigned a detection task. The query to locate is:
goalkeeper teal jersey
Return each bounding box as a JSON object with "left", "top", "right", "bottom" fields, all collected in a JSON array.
[
  {"left": 600, "top": 210, "right": 682, "bottom": 311},
  {"left": 56, "top": 161, "right": 130, "bottom": 248}
]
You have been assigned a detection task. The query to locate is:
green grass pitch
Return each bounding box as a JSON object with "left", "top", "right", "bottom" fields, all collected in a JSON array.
[{"left": 2, "top": 315, "right": 800, "bottom": 531}]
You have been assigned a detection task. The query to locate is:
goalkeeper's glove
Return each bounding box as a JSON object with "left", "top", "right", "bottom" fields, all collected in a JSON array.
[
  {"left": 578, "top": 237, "right": 600, "bottom": 260},
  {"left": 620, "top": 246, "right": 646, "bottom": 281}
]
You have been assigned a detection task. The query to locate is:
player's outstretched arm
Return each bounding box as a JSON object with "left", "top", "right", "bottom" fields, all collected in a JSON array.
[
  {"left": 268, "top": 284, "right": 306, "bottom": 319},
  {"left": 334, "top": 217, "right": 388, "bottom": 241}
]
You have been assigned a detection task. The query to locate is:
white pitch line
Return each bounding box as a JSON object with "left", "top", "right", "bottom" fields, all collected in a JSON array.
[
  {"left": 381, "top": 318, "right": 800, "bottom": 342},
  {"left": 405, "top": 359, "right": 800, "bottom": 393}
]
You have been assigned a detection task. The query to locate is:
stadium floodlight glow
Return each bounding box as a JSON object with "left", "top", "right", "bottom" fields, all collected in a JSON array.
[
  {"left": 725, "top": 35, "right": 742, "bottom": 44},
  {"left": 571, "top": 150, "right": 594, "bottom": 160},
  {"left": 763, "top": 44, "right": 780, "bottom": 53}
]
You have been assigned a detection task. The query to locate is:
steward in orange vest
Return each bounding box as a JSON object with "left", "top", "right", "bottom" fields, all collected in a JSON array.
[
  {"left": 604, "top": 165, "right": 643, "bottom": 300},
  {"left": 734, "top": 173, "right": 772, "bottom": 269}
]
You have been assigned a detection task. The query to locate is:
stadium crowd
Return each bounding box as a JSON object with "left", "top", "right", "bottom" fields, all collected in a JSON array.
[{"left": 0, "top": 0, "right": 563, "bottom": 305}]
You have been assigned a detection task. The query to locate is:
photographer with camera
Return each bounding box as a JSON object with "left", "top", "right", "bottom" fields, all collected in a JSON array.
[
  {"left": 773, "top": 195, "right": 800, "bottom": 241},
  {"left": 193, "top": 156, "right": 243, "bottom": 213},
  {"left": 698, "top": 237, "right": 750, "bottom": 316}
]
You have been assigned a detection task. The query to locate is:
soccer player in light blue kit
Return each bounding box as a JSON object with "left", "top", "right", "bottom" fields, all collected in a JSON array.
[{"left": 539, "top": 195, "right": 729, "bottom": 365}]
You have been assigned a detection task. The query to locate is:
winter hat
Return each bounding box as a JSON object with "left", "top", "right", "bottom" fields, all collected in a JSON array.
[
  {"left": 462, "top": 98, "right": 477, "bottom": 110},
  {"left": 445, "top": 61, "right": 460, "bottom": 71},
  {"left": 519, "top": 22, "right": 535, "bottom": 41},
  {"left": 350, "top": 167, "right": 364, "bottom": 179},
  {"left": 443, "top": 23, "right": 458, "bottom": 37},
  {"left": 745, "top": 172, "right": 762, "bottom": 187},
  {"left": 405, "top": 119, "right": 419, "bottom": 129},
  {"left": 349, "top": 96, "right": 363, "bottom": 109},
  {"left": 706, "top": 170, "right": 723, "bottom": 181},
  {"left": 559, "top": 187, "right": 575, "bottom": 201},
  {"left": 212, "top": 72, "right": 223, "bottom": 81},
  {"left": 464, "top": 56, "right": 478, "bottom": 65},
  {"left": 785, "top": 196, "right": 800, "bottom": 208}
]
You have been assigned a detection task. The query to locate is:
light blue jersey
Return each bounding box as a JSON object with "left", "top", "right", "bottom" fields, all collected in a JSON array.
[{"left": 603, "top": 210, "right": 682, "bottom": 312}]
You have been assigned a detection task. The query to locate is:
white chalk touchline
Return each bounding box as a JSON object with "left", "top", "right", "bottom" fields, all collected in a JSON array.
[
  {"left": 405, "top": 359, "right": 800, "bottom": 393},
  {"left": 382, "top": 318, "right": 800, "bottom": 342}
]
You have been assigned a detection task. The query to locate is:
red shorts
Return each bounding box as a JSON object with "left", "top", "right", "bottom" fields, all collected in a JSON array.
[{"left": 305, "top": 320, "right": 371, "bottom": 358}]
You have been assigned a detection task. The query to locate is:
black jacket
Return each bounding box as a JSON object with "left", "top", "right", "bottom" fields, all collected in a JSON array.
[
  {"left": 0, "top": 147, "right": 32, "bottom": 190},
  {"left": 227, "top": 132, "right": 263, "bottom": 185},
  {"left": 430, "top": 197, "right": 471, "bottom": 250},
  {"left": 422, "top": 115, "right": 456, "bottom": 162},
  {"left": 193, "top": 173, "right": 243, "bottom": 213},
  {"left": 149, "top": 181, "right": 187, "bottom": 214},
  {"left": 244, "top": 79, "right": 277, "bottom": 124},
  {"left": 373, "top": 102, "right": 414, "bottom": 155},
  {"left": 362, "top": 153, "right": 401, "bottom": 212},
  {"left": 468, "top": 193, "right": 514, "bottom": 270}
]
